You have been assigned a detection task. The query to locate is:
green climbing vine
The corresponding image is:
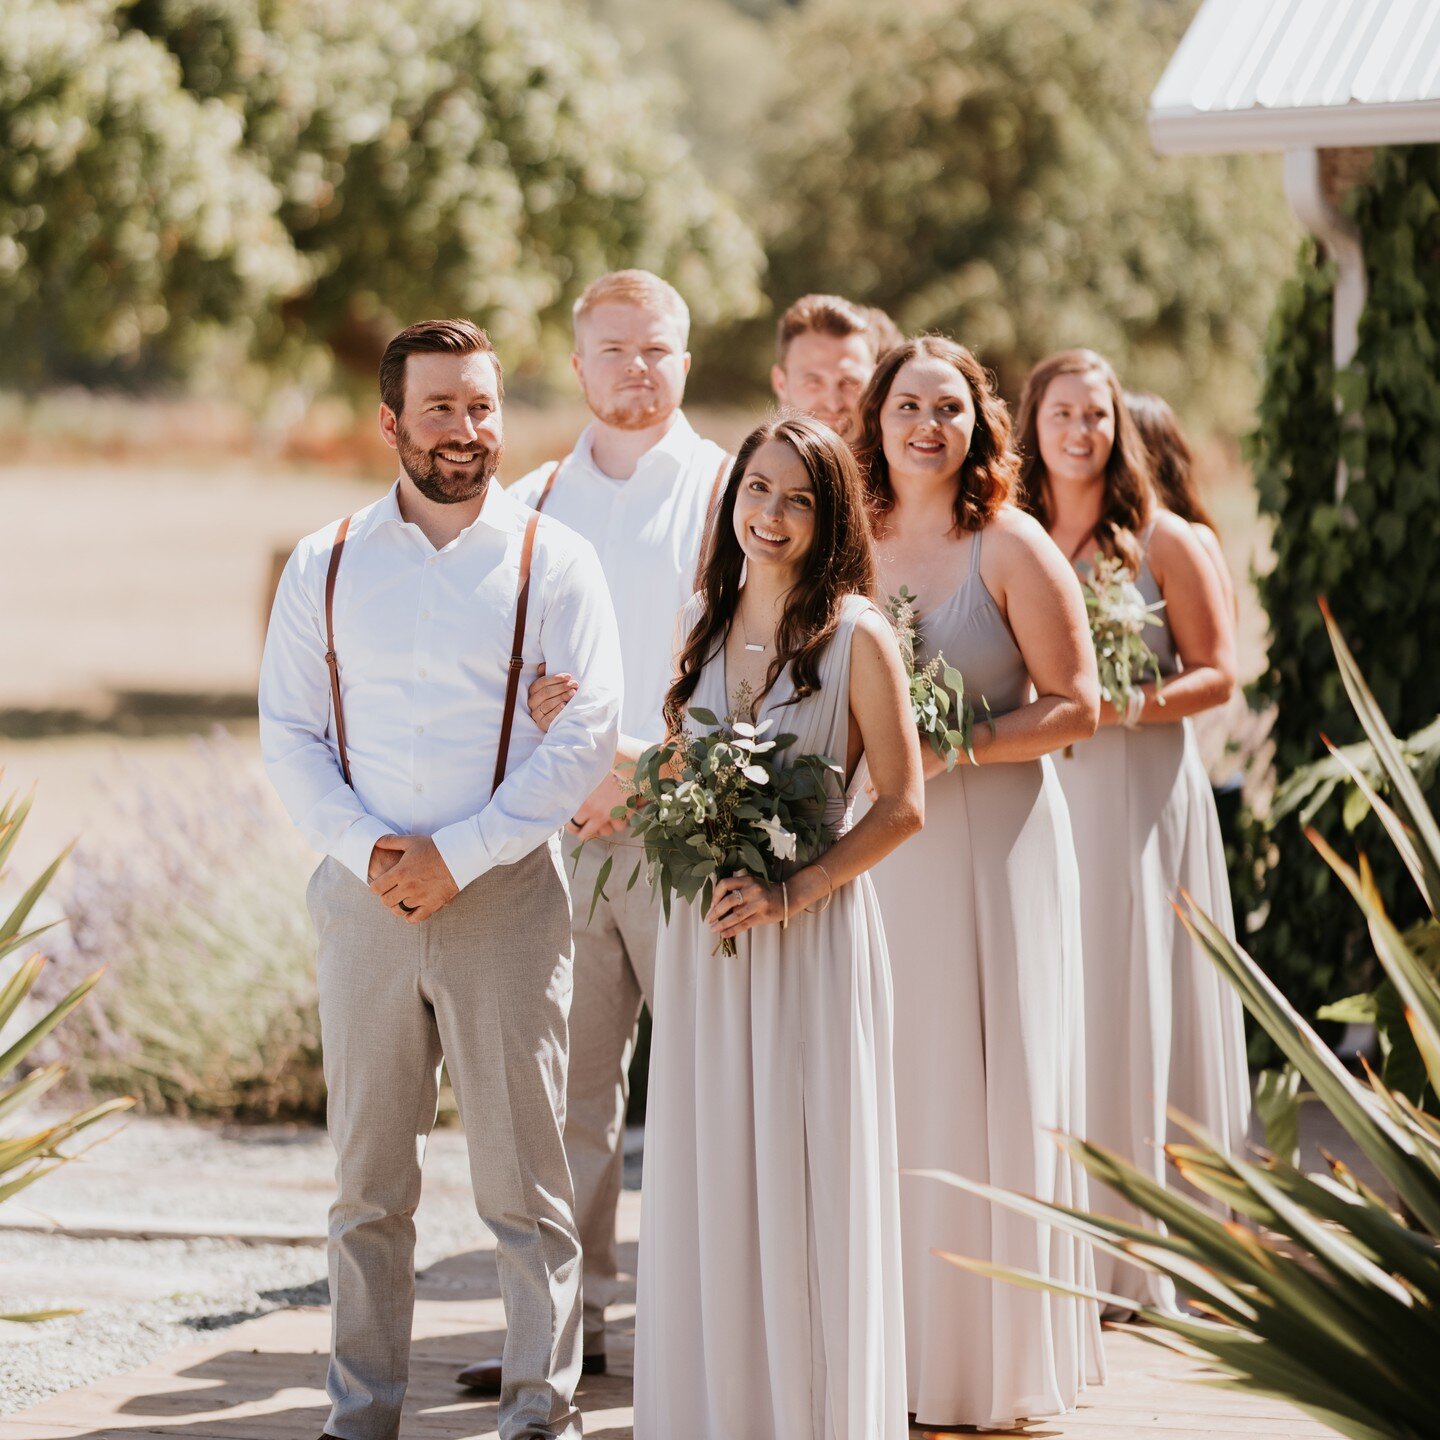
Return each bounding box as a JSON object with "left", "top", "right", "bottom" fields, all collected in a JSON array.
[{"left": 1238, "top": 144, "right": 1440, "bottom": 1046}]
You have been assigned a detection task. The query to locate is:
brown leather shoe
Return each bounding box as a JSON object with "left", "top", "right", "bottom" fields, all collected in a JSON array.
[{"left": 455, "top": 1352, "right": 607, "bottom": 1393}]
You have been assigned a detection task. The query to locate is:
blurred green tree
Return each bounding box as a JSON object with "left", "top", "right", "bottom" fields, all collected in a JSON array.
[
  {"left": 709, "top": 0, "right": 1295, "bottom": 416},
  {"left": 0, "top": 0, "right": 300, "bottom": 384},
  {"left": 1, "top": 0, "right": 763, "bottom": 386}
]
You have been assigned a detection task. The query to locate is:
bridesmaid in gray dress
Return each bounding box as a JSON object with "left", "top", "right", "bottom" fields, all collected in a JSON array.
[
  {"left": 1016, "top": 350, "right": 1242, "bottom": 1314},
  {"left": 855, "top": 337, "right": 1106, "bottom": 1428}
]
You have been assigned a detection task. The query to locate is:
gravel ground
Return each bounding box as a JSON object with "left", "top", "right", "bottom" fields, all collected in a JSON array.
[{"left": 0, "top": 1112, "right": 643, "bottom": 1417}]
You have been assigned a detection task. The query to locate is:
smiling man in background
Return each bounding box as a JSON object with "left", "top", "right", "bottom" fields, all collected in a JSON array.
[{"left": 769, "top": 292, "right": 901, "bottom": 439}]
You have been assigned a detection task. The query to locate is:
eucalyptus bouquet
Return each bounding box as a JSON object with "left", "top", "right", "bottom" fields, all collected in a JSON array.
[
  {"left": 887, "top": 586, "right": 987, "bottom": 768},
  {"left": 589, "top": 692, "right": 840, "bottom": 956},
  {"left": 1081, "top": 552, "right": 1166, "bottom": 718}
]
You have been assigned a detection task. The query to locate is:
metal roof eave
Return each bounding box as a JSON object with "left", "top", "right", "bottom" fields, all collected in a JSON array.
[{"left": 1150, "top": 98, "right": 1440, "bottom": 156}]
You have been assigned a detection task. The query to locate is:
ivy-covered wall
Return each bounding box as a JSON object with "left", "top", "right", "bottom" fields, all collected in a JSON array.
[{"left": 1239, "top": 145, "right": 1440, "bottom": 1037}]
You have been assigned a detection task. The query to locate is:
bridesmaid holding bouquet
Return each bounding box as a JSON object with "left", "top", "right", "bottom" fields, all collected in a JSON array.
[
  {"left": 632, "top": 414, "right": 923, "bottom": 1440},
  {"left": 856, "top": 337, "right": 1105, "bottom": 1429},
  {"left": 1017, "top": 350, "right": 1242, "bottom": 1313}
]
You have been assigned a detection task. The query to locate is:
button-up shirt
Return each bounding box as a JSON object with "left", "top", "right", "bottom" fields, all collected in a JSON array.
[
  {"left": 259, "top": 478, "right": 622, "bottom": 889},
  {"left": 508, "top": 412, "right": 728, "bottom": 746}
]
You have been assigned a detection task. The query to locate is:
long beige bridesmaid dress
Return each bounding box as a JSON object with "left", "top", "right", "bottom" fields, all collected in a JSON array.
[
  {"left": 870, "top": 527, "right": 1105, "bottom": 1428},
  {"left": 633, "top": 593, "right": 907, "bottom": 1440},
  {"left": 1057, "top": 523, "right": 1250, "bottom": 1314}
]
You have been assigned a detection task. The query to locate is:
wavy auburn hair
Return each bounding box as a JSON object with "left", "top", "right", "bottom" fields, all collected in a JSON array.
[
  {"left": 1015, "top": 349, "right": 1152, "bottom": 575},
  {"left": 1125, "top": 390, "right": 1219, "bottom": 534},
  {"left": 664, "top": 412, "right": 875, "bottom": 724},
  {"left": 852, "top": 335, "right": 1016, "bottom": 536}
]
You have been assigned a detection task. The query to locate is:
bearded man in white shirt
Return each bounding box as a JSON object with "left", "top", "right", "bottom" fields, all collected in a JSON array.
[
  {"left": 769, "top": 292, "right": 900, "bottom": 439},
  {"left": 260, "top": 319, "right": 622, "bottom": 1440},
  {"left": 456, "top": 270, "right": 729, "bottom": 1394}
]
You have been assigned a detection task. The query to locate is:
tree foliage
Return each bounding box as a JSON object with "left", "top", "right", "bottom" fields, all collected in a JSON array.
[
  {"left": 706, "top": 0, "right": 1294, "bottom": 414},
  {"left": 0, "top": 0, "right": 298, "bottom": 383},
  {"left": 1239, "top": 145, "right": 1440, "bottom": 1035},
  {"left": 0, "top": 0, "right": 763, "bottom": 385}
]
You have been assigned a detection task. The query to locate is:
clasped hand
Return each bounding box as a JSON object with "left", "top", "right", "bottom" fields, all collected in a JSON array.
[
  {"left": 368, "top": 835, "right": 459, "bottom": 922},
  {"left": 708, "top": 873, "right": 786, "bottom": 941}
]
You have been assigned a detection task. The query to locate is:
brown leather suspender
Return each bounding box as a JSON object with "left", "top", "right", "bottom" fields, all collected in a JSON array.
[
  {"left": 532, "top": 451, "right": 730, "bottom": 588},
  {"left": 492, "top": 511, "right": 541, "bottom": 796},
  {"left": 323, "top": 515, "right": 354, "bottom": 786},
  {"left": 323, "top": 509, "right": 542, "bottom": 797}
]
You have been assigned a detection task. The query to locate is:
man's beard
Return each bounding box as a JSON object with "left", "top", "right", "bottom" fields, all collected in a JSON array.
[
  {"left": 581, "top": 377, "right": 670, "bottom": 432},
  {"left": 396, "top": 423, "right": 502, "bottom": 504}
]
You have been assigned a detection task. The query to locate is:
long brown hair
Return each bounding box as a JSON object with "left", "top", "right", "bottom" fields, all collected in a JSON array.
[
  {"left": 853, "top": 335, "right": 1016, "bottom": 535},
  {"left": 1125, "top": 390, "right": 1219, "bottom": 534},
  {"left": 665, "top": 412, "right": 875, "bottom": 723},
  {"left": 1015, "top": 348, "right": 1152, "bottom": 574}
]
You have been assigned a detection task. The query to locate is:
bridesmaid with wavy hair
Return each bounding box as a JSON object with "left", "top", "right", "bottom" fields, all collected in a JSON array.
[
  {"left": 1016, "top": 349, "right": 1244, "bottom": 1314},
  {"left": 630, "top": 412, "right": 923, "bottom": 1440},
  {"left": 855, "top": 336, "right": 1104, "bottom": 1429}
]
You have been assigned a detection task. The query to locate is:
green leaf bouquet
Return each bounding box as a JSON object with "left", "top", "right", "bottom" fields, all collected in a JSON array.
[
  {"left": 589, "top": 698, "right": 840, "bottom": 957},
  {"left": 886, "top": 587, "right": 988, "bottom": 768},
  {"left": 1081, "top": 552, "right": 1167, "bottom": 718}
]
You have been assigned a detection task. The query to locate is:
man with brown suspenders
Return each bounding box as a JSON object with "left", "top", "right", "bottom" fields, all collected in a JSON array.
[
  {"left": 260, "top": 320, "right": 622, "bottom": 1440},
  {"left": 455, "top": 271, "right": 730, "bottom": 1394}
]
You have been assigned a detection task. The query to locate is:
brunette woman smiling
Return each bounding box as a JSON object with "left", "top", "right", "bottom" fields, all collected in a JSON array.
[
  {"left": 631, "top": 413, "right": 921, "bottom": 1440},
  {"left": 1017, "top": 348, "right": 1248, "bottom": 1317},
  {"left": 856, "top": 336, "right": 1104, "bottom": 1430}
]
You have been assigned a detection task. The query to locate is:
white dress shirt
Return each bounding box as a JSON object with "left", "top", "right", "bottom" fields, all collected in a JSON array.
[
  {"left": 260, "top": 478, "right": 622, "bottom": 889},
  {"left": 508, "top": 411, "right": 728, "bottom": 746}
]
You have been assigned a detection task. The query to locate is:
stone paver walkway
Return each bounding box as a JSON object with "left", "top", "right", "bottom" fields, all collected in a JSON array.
[{"left": 9, "top": 1190, "right": 1331, "bottom": 1440}]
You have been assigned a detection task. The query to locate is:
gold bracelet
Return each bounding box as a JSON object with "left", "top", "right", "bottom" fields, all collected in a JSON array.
[
  {"left": 806, "top": 860, "right": 834, "bottom": 914},
  {"left": 781, "top": 880, "right": 789, "bottom": 930}
]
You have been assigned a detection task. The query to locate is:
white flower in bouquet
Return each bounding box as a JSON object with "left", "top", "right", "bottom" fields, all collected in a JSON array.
[{"left": 756, "top": 813, "right": 799, "bottom": 862}]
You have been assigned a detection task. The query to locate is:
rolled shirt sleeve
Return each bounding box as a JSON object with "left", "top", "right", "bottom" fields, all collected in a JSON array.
[
  {"left": 258, "top": 540, "right": 390, "bottom": 882},
  {"left": 431, "top": 539, "right": 623, "bottom": 889}
]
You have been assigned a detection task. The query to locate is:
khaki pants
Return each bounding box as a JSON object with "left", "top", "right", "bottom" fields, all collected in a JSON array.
[
  {"left": 564, "top": 836, "right": 658, "bottom": 1352},
  {"left": 310, "top": 841, "right": 582, "bottom": 1440}
]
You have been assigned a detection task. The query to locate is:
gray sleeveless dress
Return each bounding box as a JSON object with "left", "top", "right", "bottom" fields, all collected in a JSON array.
[
  {"left": 868, "top": 527, "right": 1104, "bottom": 1426},
  {"left": 634, "top": 594, "right": 907, "bottom": 1440},
  {"left": 1058, "top": 527, "right": 1250, "bottom": 1314}
]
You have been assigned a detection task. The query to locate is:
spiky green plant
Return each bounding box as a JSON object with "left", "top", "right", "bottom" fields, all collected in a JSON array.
[
  {"left": 0, "top": 785, "right": 132, "bottom": 1322},
  {"left": 924, "top": 603, "right": 1440, "bottom": 1440}
]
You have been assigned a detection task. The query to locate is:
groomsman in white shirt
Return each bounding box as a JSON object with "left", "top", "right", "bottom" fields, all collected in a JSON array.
[
  {"left": 260, "top": 319, "right": 622, "bottom": 1440},
  {"left": 456, "top": 270, "right": 729, "bottom": 1393},
  {"left": 769, "top": 292, "right": 900, "bottom": 438}
]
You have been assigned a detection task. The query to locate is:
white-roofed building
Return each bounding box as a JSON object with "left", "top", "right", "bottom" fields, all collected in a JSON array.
[{"left": 1149, "top": 0, "right": 1440, "bottom": 368}]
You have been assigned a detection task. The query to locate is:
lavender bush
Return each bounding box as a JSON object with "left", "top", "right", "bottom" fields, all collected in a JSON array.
[{"left": 44, "top": 730, "right": 326, "bottom": 1120}]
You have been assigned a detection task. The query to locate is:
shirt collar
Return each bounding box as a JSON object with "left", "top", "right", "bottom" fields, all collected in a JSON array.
[
  {"left": 358, "top": 476, "right": 529, "bottom": 543},
  {"left": 575, "top": 410, "right": 699, "bottom": 482}
]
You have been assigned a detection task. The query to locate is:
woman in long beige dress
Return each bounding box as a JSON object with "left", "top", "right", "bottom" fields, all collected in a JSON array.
[
  {"left": 1016, "top": 350, "right": 1242, "bottom": 1313},
  {"left": 855, "top": 337, "right": 1105, "bottom": 1428},
  {"left": 632, "top": 414, "right": 923, "bottom": 1439}
]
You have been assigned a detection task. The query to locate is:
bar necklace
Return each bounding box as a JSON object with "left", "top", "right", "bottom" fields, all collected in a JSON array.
[{"left": 740, "top": 611, "right": 767, "bottom": 654}]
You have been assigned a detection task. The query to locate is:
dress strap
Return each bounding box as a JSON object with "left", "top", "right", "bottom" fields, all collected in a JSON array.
[{"left": 968, "top": 525, "right": 984, "bottom": 580}]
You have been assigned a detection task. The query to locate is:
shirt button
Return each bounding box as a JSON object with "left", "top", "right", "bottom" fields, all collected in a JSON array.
[
  {"left": 415, "top": 725, "right": 425, "bottom": 735},
  {"left": 418, "top": 667, "right": 428, "bottom": 678},
  {"left": 420, "top": 610, "right": 431, "bottom": 621},
  {"left": 415, "top": 783, "right": 425, "bottom": 793}
]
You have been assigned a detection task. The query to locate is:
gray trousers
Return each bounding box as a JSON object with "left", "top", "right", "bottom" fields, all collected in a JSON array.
[
  {"left": 310, "top": 841, "right": 582, "bottom": 1440},
  {"left": 564, "top": 837, "right": 658, "bottom": 1351}
]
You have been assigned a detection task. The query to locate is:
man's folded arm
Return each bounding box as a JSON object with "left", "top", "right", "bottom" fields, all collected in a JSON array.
[
  {"left": 432, "top": 542, "right": 622, "bottom": 888},
  {"left": 258, "top": 545, "right": 388, "bottom": 881}
]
